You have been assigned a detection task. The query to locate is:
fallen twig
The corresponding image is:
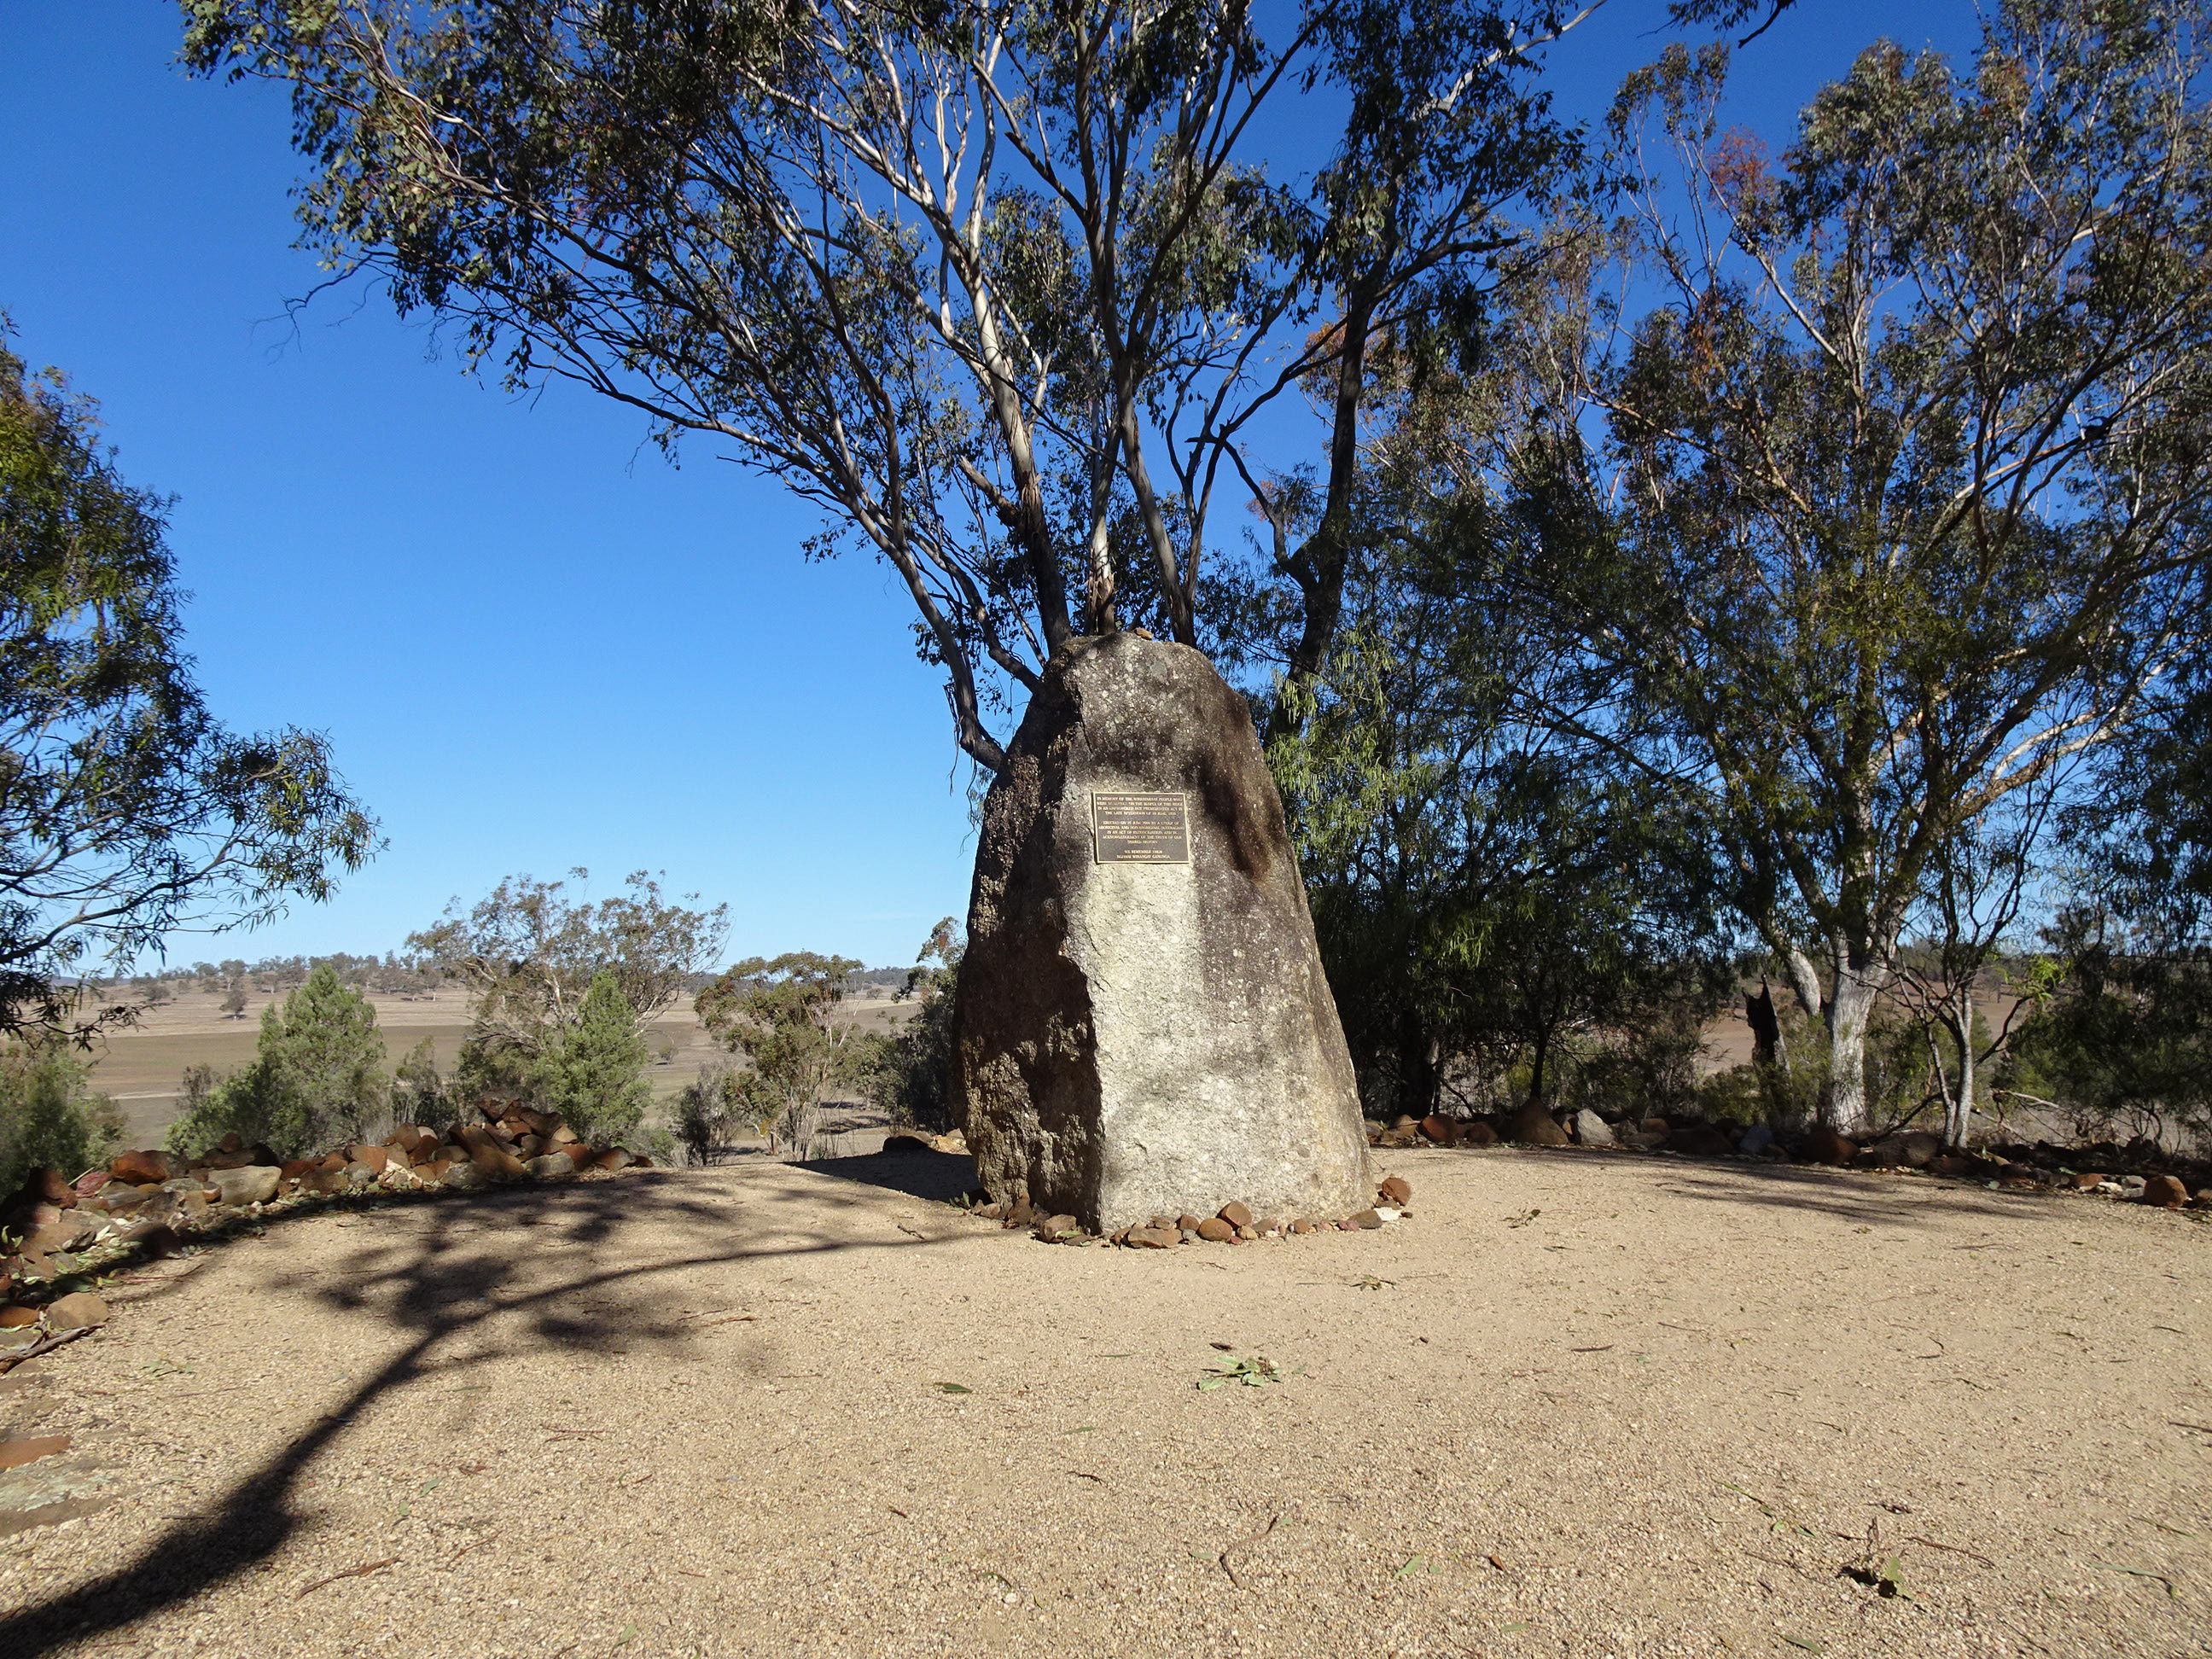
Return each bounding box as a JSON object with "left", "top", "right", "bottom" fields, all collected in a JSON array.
[
  {"left": 296, "top": 1557, "right": 398, "bottom": 1598},
  {"left": 1905, "top": 1535, "right": 1995, "bottom": 1567},
  {"left": 0, "top": 1326, "right": 91, "bottom": 1375},
  {"left": 1218, "top": 1511, "right": 1281, "bottom": 1588},
  {"left": 2094, "top": 1561, "right": 2179, "bottom": 1599}
]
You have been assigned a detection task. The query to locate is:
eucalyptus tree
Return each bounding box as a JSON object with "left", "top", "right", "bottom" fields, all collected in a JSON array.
[
  {"left": 0, "top": 333, "right": 375, "bottom": 1041},
  {"left": 408, "top": 869, "right": 727, "bottom": 1087},
  {"left": 1481, "top": 2, "right": 2212, "bottom": 1133},
  {"left": 180, "top": 0, "right": 1597, "bottom": 770}
]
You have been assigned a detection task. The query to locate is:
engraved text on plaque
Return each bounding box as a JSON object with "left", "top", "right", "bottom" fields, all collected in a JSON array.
[{"left": 1091, "top": 792, "right": 1191, "bottom": 864}]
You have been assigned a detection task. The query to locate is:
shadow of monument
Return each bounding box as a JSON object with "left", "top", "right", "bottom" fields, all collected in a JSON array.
[{"left": 800, "top": 1145, "right": 979, "bottom": 1205}]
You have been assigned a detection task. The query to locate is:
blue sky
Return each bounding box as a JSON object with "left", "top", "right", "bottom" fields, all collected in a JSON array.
[{"left": 0, "top": 0, "right": 1978, "bottom": 970}]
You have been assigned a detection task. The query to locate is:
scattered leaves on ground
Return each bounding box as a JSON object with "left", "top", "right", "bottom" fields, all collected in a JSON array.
[{"left": 1197, "top": 1354, "right": 1291, "bottom": 1390}]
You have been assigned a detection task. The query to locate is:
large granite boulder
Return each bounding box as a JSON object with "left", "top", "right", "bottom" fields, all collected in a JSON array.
[{"left": 952, "top": 634, "right": 1371, "bottom": 1233}]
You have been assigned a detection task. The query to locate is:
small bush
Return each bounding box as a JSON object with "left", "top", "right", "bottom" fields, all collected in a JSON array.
[
  {"left": 0, "top": 1040, "right": 122, "bottom": 1201},
  {"left": 675, "top": 1062, "right": 742, "bottom": 1166}
]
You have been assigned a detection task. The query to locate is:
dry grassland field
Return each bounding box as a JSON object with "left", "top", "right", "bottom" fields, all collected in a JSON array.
[
  {"left": 0, "top": 1145, "right": 2206, "bottom": 1659},
  {"left": 87, "top": 987, "right": 919, "bottom": 1146}
]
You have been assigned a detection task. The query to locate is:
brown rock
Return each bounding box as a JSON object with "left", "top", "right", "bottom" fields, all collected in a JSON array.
[
  {"left": 0, "top": 1306, "right": 37, "bottom": 1328},
  {"left": 1666, "top": 1125, "right": 1735, "bottom": 1159},
  {"left": 346, "top": 1144, "right": 390, "bottom": 1173},
  {"left": 1802, "top": 1125, "right": 1858, "bottom": 1167},
  {"left": 881, "top": 1131, "right": 934, "bottom": 1155},
  {"left": 1218, "top": 1202, "right": 1254, "bottom": 1229},
  {"left": 1417, "top": 1115, "right": 1458, "bottom": 1145},
  {"left": 470, "top": 1143, "right": 528, "bottom": 1181},
  {"left": 71, "top": 1170, "right": 110, "bottom": 1201},
  {"left": 44, "top": 1291, "right": 108, "bottom": 1330},
  {"left": 560, "top": 1144, "right": 594, "bottom": 1170},
  {"left": 1196, "top": 1218, "right": 1236, "bottom": 1242},
  {"left": 1378, "top": 1175, "right": 1412, "bottom": 1205},
  {"left": 1460, "top": 1120, "right": 1499, "bottom": 1148},
  {"left": 317, "top": 1150, "right": 349, "bottom": 1171},
  {"left": 1504, "top": 1106, "right": 1570, "bottom": 1147},
  {"left": 109, "top": 1149, "right": 172, "bottom": 1185},
  {"left": 0, "top": 1435, "right": 71, "bottom": 1470},
  {"left": 30, "top": 1168, "right": 76, "bottom": 1209},
  {"left": 1125, "top": 1226, "right": 1178, "bottom": 1249},
  {"left": 1349, "top": 1208, "right": 1384, "bottom": 1229},
  {"left": 1289, "top": 1219, "right": 1313, "bottom": 1235},
  {"left": 121, "top": 1222, "right": 183, "bottom": 1257},
  {"left": 2143, "top": 1174, "right": 2190, "bottom": 1208},
  {"left": 2069, "top": 1170, "right": 2105, "bottom": 1190},
  {"left": 591, "top": 1149, "right": 631, "bottom": 1173},
  {"left": 1895, "top": 1130, "right": 1943, "bottom": 1168},
  {"left": 1005, "top": 1200, "right": 1039, "bottom": 1229},
  {"left": 1035, "top": 1214, "right": 1080, "bottom": 1239},
  {"left": 1145, "top": 1214, "right": 1177, "bottom": 1234},
  {"left": 25, "top": 1218, "right": 97, "bottom": 1256},
  {"left": 1176, "top": 1214, "right": 1203, "bottom": 1233}
]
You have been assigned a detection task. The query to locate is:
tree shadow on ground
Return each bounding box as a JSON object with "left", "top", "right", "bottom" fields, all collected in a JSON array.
[
  {"left": 1621, "top": 1155, "right": 2081, "bottom": 1230},
  {"left": 1458, "top": 1144, "right": 2089, "bottom": 1231},
  {"left": 800, "top": 1145, "right": 978, "bottom": 1204},
  {"left": 0, "top": 1167, "right": 961, "bottom": 1657}
]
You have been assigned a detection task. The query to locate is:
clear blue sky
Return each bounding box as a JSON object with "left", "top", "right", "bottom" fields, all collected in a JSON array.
[{"left": 0, "top": 0, "right": 1977, "bottom": 970}]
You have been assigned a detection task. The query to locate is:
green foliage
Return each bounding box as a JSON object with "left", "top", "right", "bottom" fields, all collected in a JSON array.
[
  {"left": 2014, "top": 661, "right": 2212, "bottom": 1144},
  {"left": 411, "top": 870, "right": 725, "bottom": 1095},
  {"left": 1254, "top": 530, "right": 1732, "bottom": 1119},
  {"left": 0, "top": 327, "right": 375, "bottom": 1039},
  {"left": 182, "top": 0, "right": 1597, "bottom": 773},
  {"left": 673, "top": 1061, "right": 743, "bottom": 1167},
  {"left": 390, "top": 1036, "right": 458, "bottom": 1132},
  {"left": 529, "top": 970, "right": 651, "bottom": 1147},
  {"left": 861, "top": 919, "right": 963, "bottom": 1132},
  {"left": 697, "top": 952, "right": 868, "bottom": 1160},
  {"left": 0, "top": 1039, "right": 121, "bottom": 1201},
  {"left": 166, "top": 963, "right": 388, "bottom": 1156}
]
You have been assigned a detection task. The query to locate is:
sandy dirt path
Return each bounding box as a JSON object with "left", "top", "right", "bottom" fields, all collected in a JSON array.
[{"left": 0, "top": 1148, "right": 2205, "bottom": 1658}]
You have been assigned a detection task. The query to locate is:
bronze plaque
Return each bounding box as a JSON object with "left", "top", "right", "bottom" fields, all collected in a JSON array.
[{"left": 1091, "top": 791, "right": 1191, "bottom": 864}]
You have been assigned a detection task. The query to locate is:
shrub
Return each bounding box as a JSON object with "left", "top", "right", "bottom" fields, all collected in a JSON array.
[
  {"left": 529, "top": 969, "right": 650, "bottom": 1146},
  {"left": 0, "top": 1039, "right": 121, "bottom": 1201},
  {"left": 165, "top": 963, "right": 389, "bottom": 1156}
]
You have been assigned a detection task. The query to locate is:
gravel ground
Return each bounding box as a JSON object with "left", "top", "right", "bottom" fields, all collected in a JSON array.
[{"left": 0, "top": 1146, "right": 2205, "bottom": 1659}]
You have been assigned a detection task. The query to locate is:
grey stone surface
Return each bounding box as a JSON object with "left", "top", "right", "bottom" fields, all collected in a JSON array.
[
  {"left": 952, "top": 634, "right": 1371, "bottom": 1233},
  {"left": 1571, "top": 1109, "right": 1615, "bottom": 1149}
]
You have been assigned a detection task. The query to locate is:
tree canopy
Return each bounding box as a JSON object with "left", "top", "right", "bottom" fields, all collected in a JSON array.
[{"left": 0, "top": 330, "right": 376, "bottom": 1039}]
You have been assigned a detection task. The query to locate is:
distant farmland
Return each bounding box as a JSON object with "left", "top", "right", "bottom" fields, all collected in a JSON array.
[{"left": 88, "top": 983, "right": 919, "bottom": 1146}]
